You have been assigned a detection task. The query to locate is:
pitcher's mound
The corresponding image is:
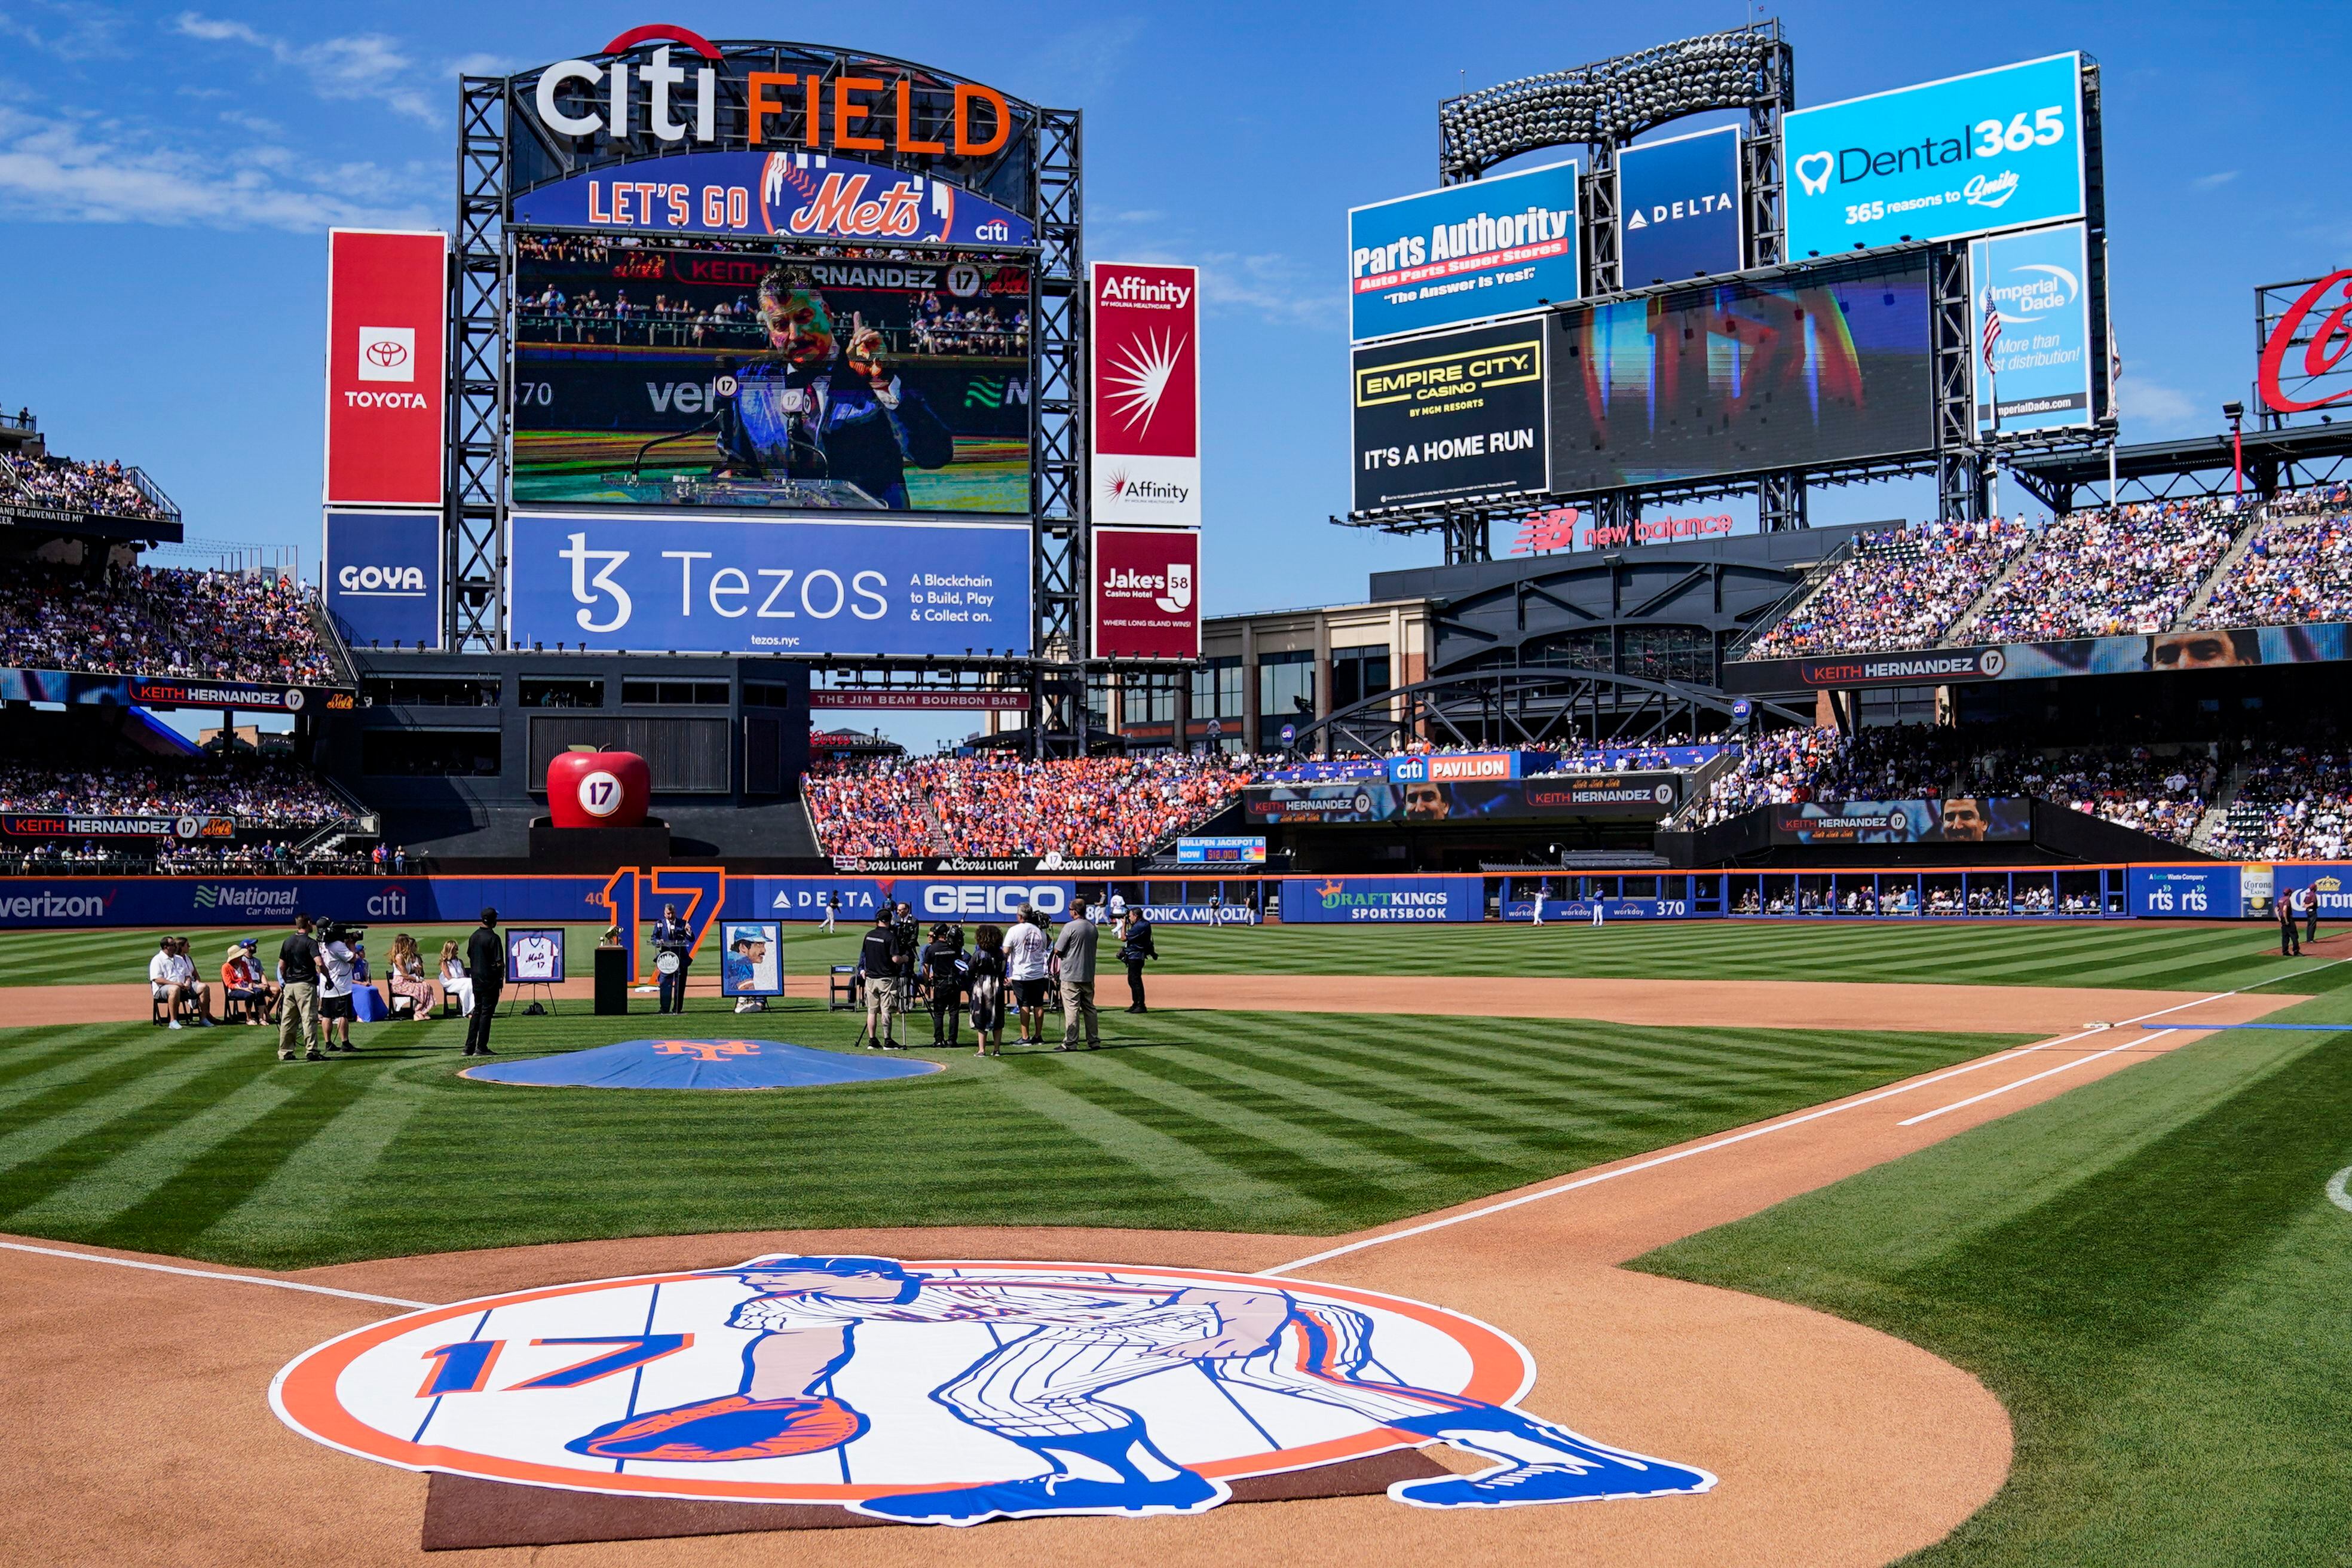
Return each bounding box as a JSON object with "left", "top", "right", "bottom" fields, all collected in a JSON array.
[{"left": 460, "top": 1039, "right": 942, "bottom": 1090}]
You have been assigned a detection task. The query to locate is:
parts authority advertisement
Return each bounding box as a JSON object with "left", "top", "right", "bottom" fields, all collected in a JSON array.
[{"left": 1348, "top": 161, "right": 1579, "bottom": 342}]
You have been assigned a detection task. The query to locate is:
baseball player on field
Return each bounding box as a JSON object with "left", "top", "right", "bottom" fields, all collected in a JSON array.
[{"left": 567, "top": 1255, "right": 1710, "bottom": 1526}]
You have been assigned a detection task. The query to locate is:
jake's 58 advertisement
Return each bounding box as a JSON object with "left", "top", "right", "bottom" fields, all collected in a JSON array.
[
  {"left": 1352, "top": 319, "right": 1549, "bottom": 513},
  {"left": 1091, "top": 526, "right": 1199, "bottom": 659}
]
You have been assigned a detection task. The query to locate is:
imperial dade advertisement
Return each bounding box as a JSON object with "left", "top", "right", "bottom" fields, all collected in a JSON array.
[
  {"left": 324, "top": 228, "right": 447, "bottom": 509},
  {"left": 1091, "top": 262, "right": 1200, "bottom": 526},
  {"left": 1352, "top": 318, "right": 1548, "bottom": 512},
  {"left": 1091, "top": 526, "right": 1200, "bottom": 659},
  {"left": 1970, "top": 221, "right": 2095, "bottom": 434}
]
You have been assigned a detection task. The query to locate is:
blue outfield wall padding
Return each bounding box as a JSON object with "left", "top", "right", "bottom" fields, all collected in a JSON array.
[{"left": 460, "top": 1038, "right": 942, "bottom": 1089}]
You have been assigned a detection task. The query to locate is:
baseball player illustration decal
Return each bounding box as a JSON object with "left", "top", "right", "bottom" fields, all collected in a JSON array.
[{"left": 272, "top": 1257, "right": 1713, "bottom": 1527}]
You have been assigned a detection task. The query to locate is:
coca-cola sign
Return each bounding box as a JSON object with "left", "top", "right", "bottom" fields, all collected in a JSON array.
[{"left": 2256, "top": 269, "right": 2352, "bottom": 415}]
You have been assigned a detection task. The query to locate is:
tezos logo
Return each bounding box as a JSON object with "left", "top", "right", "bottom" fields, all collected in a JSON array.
[
  {"left": 338, "top": 565, "right": 429, "bottom": 596},
  {"left": 357, "top": 327, "right": 415, "bottom": 383}
]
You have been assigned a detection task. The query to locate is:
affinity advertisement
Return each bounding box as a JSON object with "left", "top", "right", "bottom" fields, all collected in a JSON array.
[
  {"left": 323, "top": 510, "right": 442, "bottom": 649},
  {"left": 1549, "top": 252, "right": 1934, "bottom": 491},
  {"left": 512, "top": 241, "right": 1031, "bottom": 513},
  {"left": 1617, "top": 127, "right": 1743, "bottom": 286},
  {"left": 1970, "top": 222, "right": 2094, "bottom": 434},
  {"left": 1769, "top": 798, "right": 2032, "bottom": 845},
  {"left": 324, "top": 228, "right": 448, "bottom": 509},
  {"left": 507, "top": 512, "right": 1033, "bottom": 657},
  {"left": 1348, "top": 161, "right": 1579, "bottom": 342},
  {"left": 1091, "top": 262, "right": 1201, "bottom": 526},
  {"left": 1352, "top": 318, "right": 1549, "bottom": 512},
  {"left": 1091, "top": 525, "right": 1199, "bottom": 659},
  {"left": 1783, "top": 53, "right": 2087, "bottom": 256},
  {"left": 512, "top": 151, "right": 1034, "bottom": 246},
  {"left": 1279, "top": 877, "right": 1481, "bottom": 924}
]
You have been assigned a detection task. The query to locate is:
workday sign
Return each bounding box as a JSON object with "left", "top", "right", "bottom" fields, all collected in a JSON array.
[
  {"left": 1784, "top": 53, "right": 2086, "bottom": 257},
  {"left": 323, "top": 511, "right": 442, "bottom": 650}
]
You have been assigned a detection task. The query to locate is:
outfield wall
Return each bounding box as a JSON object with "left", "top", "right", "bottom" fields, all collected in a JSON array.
[{"left": 0, "top": 863, "right": 2339, "bottom": 929}]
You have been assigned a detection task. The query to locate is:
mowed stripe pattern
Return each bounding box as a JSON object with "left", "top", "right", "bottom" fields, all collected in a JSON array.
[{"left": 0, "top": 1007, "right": 2025, "bottom": 1269}]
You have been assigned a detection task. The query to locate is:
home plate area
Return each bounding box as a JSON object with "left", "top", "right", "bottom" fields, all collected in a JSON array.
[{"left": 458, "top": 1039, "right": 942, "bottom": 1089}]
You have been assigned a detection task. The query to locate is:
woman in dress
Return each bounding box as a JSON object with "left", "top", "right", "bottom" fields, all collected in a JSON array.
[
  {"left": 387, "top": 933, "right": 437, "bottom": 1021},
  {"left": 964, "top": 923, "right": 1006, "bottom": 1058},
  {"left": 438, "top": 939, "right": 474, "bottom": 1018}
]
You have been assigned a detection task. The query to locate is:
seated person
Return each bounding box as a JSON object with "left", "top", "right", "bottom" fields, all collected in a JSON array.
[
  {"left": 385, "top": 933, "right": 437, "bottom": 1020},
  {"left": 220, "top": 939, "right": 275, "bottom": 1023},
  {"left": 438, "top": 939, "right": 474, "bottom": 1017},
  {"left": 151, "top": 936, "right": 203, "bottom": 1028}
]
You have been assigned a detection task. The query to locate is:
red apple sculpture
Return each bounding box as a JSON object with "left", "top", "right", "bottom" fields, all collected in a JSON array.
[{"left": 546, "top": 750, "right": 651, "bottom": 829}]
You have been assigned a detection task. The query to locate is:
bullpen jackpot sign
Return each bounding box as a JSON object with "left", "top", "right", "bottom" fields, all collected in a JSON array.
[{"left": 1092, "top": 262, "right": 1200, "bottom": 526}]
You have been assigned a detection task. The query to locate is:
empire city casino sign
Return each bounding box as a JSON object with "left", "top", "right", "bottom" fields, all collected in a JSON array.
[{"left": 531, "top": 25, "right": 1016, "bottom": 160}]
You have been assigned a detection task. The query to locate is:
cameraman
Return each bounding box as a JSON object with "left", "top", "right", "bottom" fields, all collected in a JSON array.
[
  {"left": 856, "top": 909, "right": 905, "bottom": 1048},
  {"left": 918, "top": 922, "right": 967, "bottom": 1048}
]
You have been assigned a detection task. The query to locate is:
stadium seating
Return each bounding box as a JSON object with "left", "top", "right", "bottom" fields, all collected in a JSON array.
[
  {"left": 4, "top": 451, "right": 172, "bottom": 520},
  {"left": 0, "top": 564, "right": 339, "bottom": 685},
  {"left": 804, "top": 753, "right": 1257, "bottom": 858},
  {"left": 2192, "top": 485, "right": 2352, "bottom": 629},
  {"left": 2204, "top": 748, "right": 2352, "bottom": 862},
  {"left": 1970, "top": 500, "right": 2239, "bottom": 642},
  {"left": 0, "top": 755, "right": 347, "bottom": 825},
  {"left": 1745, "top": 517, "right": 2031, "bottom": 658}
]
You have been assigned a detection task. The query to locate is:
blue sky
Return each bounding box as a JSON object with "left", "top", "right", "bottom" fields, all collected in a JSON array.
[{"left": 2, "top": 1, "right": 2343, "bottom": 741}]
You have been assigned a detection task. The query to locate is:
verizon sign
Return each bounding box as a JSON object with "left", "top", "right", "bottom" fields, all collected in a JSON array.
[
  {"left": 1092, "top": 525, "right": 1200, "bottom": 659},
  {"left": 324, "top": 229, "right": 446, "bottom": 507},
  {"left": 1091, "top": 262, "right": 1200, "bottom": 526}
]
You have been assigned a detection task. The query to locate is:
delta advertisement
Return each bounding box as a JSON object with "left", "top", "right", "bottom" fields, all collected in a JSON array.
[
  {"left": 1352, "top": 318, "right": 1549, "bottom": 512},
  {"left": 323, "top": 510, "right": 442, "bottom": 650},
  {"left": 1091, "top": 262, "right": 1202, "bottom": 526},
  {"left": 1617, "top": 126, "right": 1743, "bottom": 286},
  {"left": 747, "top": 877, "right": 1077, "bottom": 922},
  {"left": 1091, "top": 526, "right": 1200, "bottom": 660},
  {"left": 512, "top": 150, "right": 1035, "bottom": 246},
  {"left": 506, "top": 512, "right": 1033, "bottom": 657},
  {"left": 1724, "top": 622, "right": 2352, "bottom": 694},
  {"left": 1970, "top": 222, "right": 2094, "bottom": 434},
  {"left": 1769, "top": 798, "right": 2033, "bottom": 845},
  {"left": 1782, "top": 53, "right": 2087, "bottom": 257},
  {"left": 323, "top": 228, "right": 447, "bottom": 510},
  {"left": 1246, "top": 773, "right": 1680, "bottom": 825},
  {"left": 1348, "top": 161, "right": 1581, "bottom": 342},
  {"left": 1279, "top": 877, "right": 1481, "bottom": 923}
]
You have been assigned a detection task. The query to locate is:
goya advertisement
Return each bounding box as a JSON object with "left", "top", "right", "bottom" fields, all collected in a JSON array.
[
  {"left": 512, "top": 241, "right": 1030, "bottom": 514},
  {"left": 1348, "top": 161, "right": 1580, "bottom": 342},
  {"left": 1783, "top": 53, "right": 2087, "bottom": 256},
  {"left": 1970, "top": 221, "right": 2095, "bottom": 434}
]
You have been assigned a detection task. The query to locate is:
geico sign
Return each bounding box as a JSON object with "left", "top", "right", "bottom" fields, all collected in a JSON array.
[
  {"left": 920, "top": 883, "right": 1068, "bottom": 917},
  {"left": 536, "top": 24, "right": 1011, "bottom": 157},
  {"left": 337, "top": 565, "right": 428, "bottom": 595}
]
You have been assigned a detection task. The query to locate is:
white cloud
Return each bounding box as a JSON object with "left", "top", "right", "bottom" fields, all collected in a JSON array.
[
  {"left": 0, "top": 0, "right": 128, "bottom": 60},
  {"left": 2189, "top": 170, "right": 2239, "bottom": 191},
  {"left": 1117, "top": 245, "right": 1336, "bottom": 327},
  {"left": 173, "top": 11, "right": 442, "bottom": 124},
  {"left": 2115, "top": 375, "right": 2201, "bottom": 435},
  {"left": 0, "top": 104, "right": 432, "bottom": 230}
]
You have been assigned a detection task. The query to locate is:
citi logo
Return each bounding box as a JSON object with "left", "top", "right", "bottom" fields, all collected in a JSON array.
[
  {"left": 974, "top": 219, "right": 1011, "bottom": 242},
  {"left": 338, "top": 565, "right": 428, "bottom": 596}
]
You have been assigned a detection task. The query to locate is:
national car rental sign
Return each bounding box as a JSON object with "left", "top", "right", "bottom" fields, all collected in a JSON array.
[{"left": 324, "top": 229, "right": 447, "bottom": 509}]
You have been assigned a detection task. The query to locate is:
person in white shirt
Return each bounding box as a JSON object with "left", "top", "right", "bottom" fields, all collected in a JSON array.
[
  {"left": 439, "top": 940, "right": 474, "bottom": 1016},
  {"left": 1001, "top": 905, "right": 1053, "bottom": 1048},
  {"left": 149, "top": 936, "right": 207, "bottom": 1029},
  {"left": 317, "top": 923, "right": 359, "bottom": 1053}
]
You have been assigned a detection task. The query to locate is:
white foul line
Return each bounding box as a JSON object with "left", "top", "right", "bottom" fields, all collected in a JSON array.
[
  {"left": 2329, "top": 1168, "right": 2352, "bottom": 1214},
  {"left": 1268, "top": 958, "right": 2348, "bottom": 1276},
  {"left": 0, "top": 1240, "right": 433, "bottom": 1309}
]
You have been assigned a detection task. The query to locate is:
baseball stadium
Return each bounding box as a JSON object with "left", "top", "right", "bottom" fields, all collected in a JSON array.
[{"left": 5, "top": 13, "right": 2351, "bottom": 1567}]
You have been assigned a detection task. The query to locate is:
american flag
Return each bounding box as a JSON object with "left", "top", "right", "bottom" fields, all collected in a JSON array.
[{"left": 1980, "top": 289, "right": 2004, "bottom": 375}]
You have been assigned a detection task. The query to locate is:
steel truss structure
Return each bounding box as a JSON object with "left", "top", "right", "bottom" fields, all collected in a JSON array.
[
  {"left": 1291, "top": 667, "right": 1806, "bottom": 758},
  {"left": 1345, "top": 32, "right": 2115, "bottom": 555},
  {"left": 444, "top": 61, "right": 1095, "bottom": 754},
  {"left": 2007, "top": 422, "right": 2352, "bottom": 512}
]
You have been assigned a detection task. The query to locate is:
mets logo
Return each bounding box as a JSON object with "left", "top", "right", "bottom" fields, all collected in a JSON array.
[{"left": 271, "top": 1257, "right": 1711, "bottom": 1526}]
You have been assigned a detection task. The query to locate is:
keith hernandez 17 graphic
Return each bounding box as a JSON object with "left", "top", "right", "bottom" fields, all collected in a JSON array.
[{"left": 272, "top": 1257, "right": 1711, "bottom": 1525}]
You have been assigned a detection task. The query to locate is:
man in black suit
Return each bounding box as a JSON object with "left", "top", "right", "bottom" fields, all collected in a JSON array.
[
  {"left": 653, "top": 902, "right": 694, "bottom": 1013},
  {"left": 464, "top": 908, "right": 504, "bottom": 1055}
]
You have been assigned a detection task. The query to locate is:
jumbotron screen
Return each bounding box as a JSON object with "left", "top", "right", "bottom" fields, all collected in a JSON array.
[
  {"left": 1547, "top": 253, "right": 1934, "bottom": 491},
  {"left": 510, "top": 236, "right": 1033, "bottom": 514}
]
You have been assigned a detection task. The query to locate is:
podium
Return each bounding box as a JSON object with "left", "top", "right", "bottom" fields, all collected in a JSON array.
[{"left": 593, "top": 946, "right": 629, "bottom": 1015}]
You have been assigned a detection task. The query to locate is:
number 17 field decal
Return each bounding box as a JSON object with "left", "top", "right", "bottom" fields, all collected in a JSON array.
[{"left": 274, "top": 1258, "right": 1714, "bottom": 1526}]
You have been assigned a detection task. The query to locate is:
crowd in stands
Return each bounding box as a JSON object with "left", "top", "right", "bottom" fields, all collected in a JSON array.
[
  {"left": 2206, "top": 746, "right": 2352, "bottom": 862},
  {"left": 1972, "top": 501, "right": 2239, "bottom": 642},
  {"left": 1745, "top": 517, "right": 2032, "bottom": 658},
  {"left": 2193, "top": 485, "right": 2352, "bottom": 629},
  {"left": 0, "top": 563, "right": 338, "bottom": 685},
  {"left": 1971, "top": 745, "right": 2215, "bottom": 846},
  {"left": 1690, "top": 724, "right": 1972, "bottom": 826},
  {"left": 805, "top": 752, "right": 1257, "bottom": 858},
  {"left": 5, "top": 451, "right": 169, "bottom": 520},
  {"left": 0, "top": 755, "right": 345, "bottom": 824}
]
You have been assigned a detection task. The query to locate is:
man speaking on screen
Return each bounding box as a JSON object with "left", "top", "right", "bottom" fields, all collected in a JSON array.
[{"left": 715, "top": 265, "right": 954, "bottom": 509}]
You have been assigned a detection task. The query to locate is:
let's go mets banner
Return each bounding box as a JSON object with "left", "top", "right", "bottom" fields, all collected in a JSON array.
[{"left": 1279, "top": 877, "right": 1481, "bottom": 924}]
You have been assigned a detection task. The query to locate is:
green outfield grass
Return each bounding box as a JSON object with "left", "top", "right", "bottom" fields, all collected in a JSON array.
[
  {"left": 7, "top": 917, "right": 2338, "bottom": 997},
  {"left": 0, "top": 998, "right": 2022, "bottom": 1269},
  {"left": 1636, "top": 990, "right": 2352, "bottom": 1566}
]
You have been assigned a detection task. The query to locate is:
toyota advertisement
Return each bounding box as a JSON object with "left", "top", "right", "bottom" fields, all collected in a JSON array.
[
  {"left": 511, "top": 244, "right": 1031, "bottom": 514},
  {"left": 506, "top": 511, "right": 1033, "bottom": 656},
  {"left": 1091, "top": 526, "right": 1200, "bottom": 659},
  {"left": 1783, "top": 53, "right": 2087, "bottom": 257},
  {"left": 1970, "top": 221, "right": 2096, "bottom": 434},
  {"left": 1348, "top": 161, "right": 1580, "bottom": 341},
  {"left": 323, "top": 228, "right": 446, "bottom": 509},
  {"left": 323, "top": 510, "right": 442, "bottom": 649},
  {"left": 1091, "top": 262, "right": 1201, "bottom": 526}
]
